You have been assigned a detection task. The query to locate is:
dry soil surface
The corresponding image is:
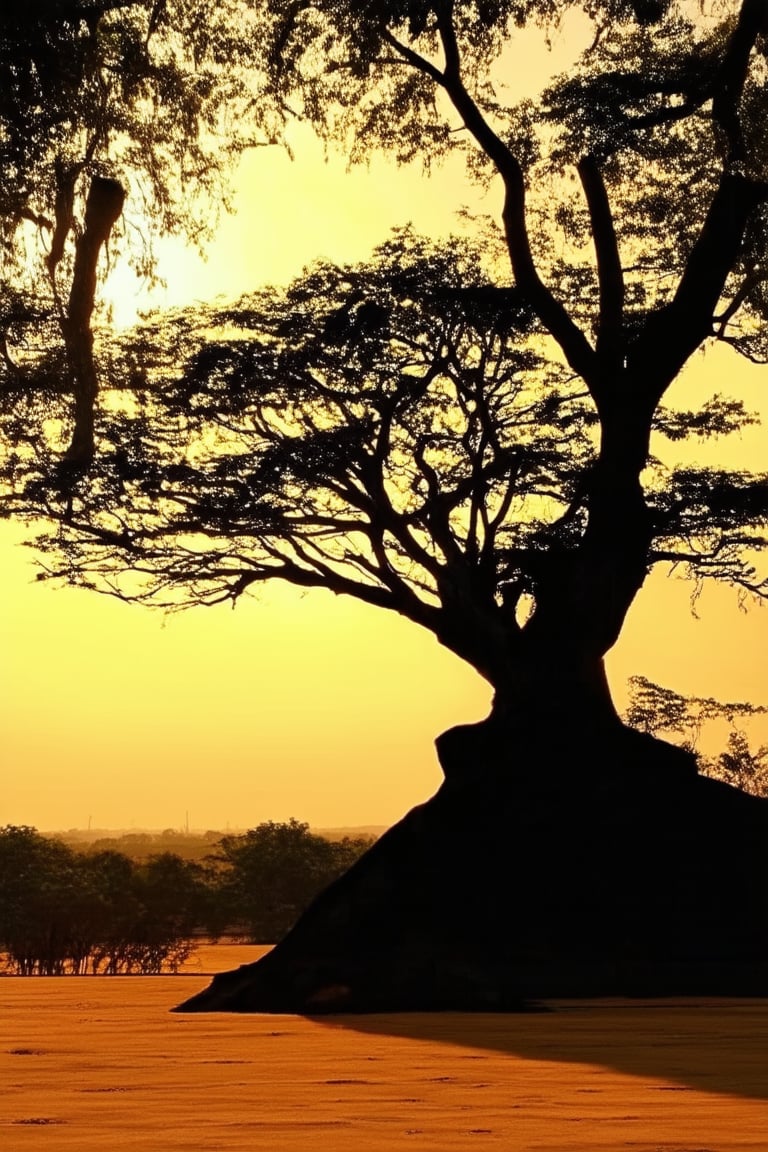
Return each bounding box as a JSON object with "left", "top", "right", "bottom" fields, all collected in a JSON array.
[{"left": 1, "top": 944, "right": 767, "bottom": 1151}]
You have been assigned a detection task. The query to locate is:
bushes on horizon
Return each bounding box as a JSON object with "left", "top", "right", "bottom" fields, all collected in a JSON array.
[
  {"left": 0, "top": 826, "right": 208, "bottom": 975},
  {"left": 0, "top": 820, "right": 375, "bottom": 971},
  {"left": 212, "top": 819, "right": 373, "bottom": 943}
]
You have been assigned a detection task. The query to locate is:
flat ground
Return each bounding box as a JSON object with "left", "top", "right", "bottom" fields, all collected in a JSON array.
[{"left": 1, "top": 944, "right": 766, "bottom": 1151}]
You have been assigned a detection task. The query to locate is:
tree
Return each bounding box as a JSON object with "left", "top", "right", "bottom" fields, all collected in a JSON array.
[
  {"left": 213, "top": 820, "right": 372, "bottom": 941},
  {"left": 0, "top": 828, "right": 206, "bottom": 974},
  {"left": 5, "top": 3, "right": 768, "bottom": 723},
  {"left": 3, "top": 1, "right": 768, "bottom": 1008},
  {"left": 0, "top": 826, "right": 83, "bottom": 975},
  {"left": 708, "top": 729, "right": 768, "bottom": 795},
  {"left": 5, "top": 231, "right": 766, "bottom": 718},
  {"left": 625, "top": 675, "right": 768, "bottom": 796},
  {"left": 0, "top": 0, "right": 266, "bottom": 466}
]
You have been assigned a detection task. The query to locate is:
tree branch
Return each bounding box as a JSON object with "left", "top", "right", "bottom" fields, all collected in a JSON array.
[
  {"left": 382, "top": 11, "right": 597, "bottom": 388},
  {"left": 630, "top": 0, "right": 768, "bottom": 392},
  {"left": 713, "top": 268, "right": 767, "bottom": 337},
  {"left": 633, "top": 172, "right": 767, "bottom": 394},
  {"left": 577, "top": 154, "right": 624, "bottom": 365},
  {"left": 61, "top": 176, "right": 125, "bottom": 469},
  {"left": 379, "top": 28, "right": 443, "bottom": 84},
  {"left": 711, "top": 0, "right": 768, "bottom": 164}
]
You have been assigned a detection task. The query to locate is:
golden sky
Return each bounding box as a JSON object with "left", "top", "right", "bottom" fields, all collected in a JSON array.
[{"left": 1, "top": 17, "right": 766, "bottom": 832}]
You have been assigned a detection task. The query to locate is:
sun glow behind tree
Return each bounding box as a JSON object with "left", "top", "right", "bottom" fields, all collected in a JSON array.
[{"left": 0, "top": 0, "right": 764, "bottom": 838}]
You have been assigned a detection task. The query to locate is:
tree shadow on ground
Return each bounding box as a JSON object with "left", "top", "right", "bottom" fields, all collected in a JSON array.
[{"left": 315, "top": 1001, "right": 768, "bottom": 1101}]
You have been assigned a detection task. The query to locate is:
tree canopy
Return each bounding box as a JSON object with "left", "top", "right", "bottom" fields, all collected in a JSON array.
[
  {"left": 6, "top": 1, "right": 767, "bottom": 1013},
  {"left": 242, "top": 0, "right": 768, "bottom": 370},
  {"left": 0, "top": 0, "right": 267, "bottom": 464},
  {"left": 0, "top": 0, "right": 263, "bottom": 266},
  {"left": 2, "top": 0, "right": 768, "bottom": 731},
  {"left": 3, "top": 230, "right": 766, "bottom": 692}
]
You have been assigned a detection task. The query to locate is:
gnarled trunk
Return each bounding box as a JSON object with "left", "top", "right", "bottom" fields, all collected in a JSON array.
[
  {"left": 176, "top": 702, "right": 768, "bottom": 1014},
  {"left": 175, "top": 390, "right": 768, "bottom": 1015}
]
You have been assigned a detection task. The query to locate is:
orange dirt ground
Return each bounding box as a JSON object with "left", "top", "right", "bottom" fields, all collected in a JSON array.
[{"left": 1, "top": 944, "right": 766, "bottom": 1151}]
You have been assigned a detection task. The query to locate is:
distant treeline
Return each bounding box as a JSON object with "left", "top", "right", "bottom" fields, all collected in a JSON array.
[
  {"left": 0, "top": 821, "right": 373, "bottom": 976},
  {"left": 56, "top": 825, "right": 385, "bottom": 862}
]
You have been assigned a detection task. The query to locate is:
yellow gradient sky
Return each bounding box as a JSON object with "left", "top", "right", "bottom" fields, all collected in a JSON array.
[{"left": 1, "top": 19, "right": 766, "bottom": 832}]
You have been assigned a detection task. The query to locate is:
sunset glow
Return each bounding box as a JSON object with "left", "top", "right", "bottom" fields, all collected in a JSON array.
[{"left": 2, "top": 12, "right": 767, "bottom": 835}]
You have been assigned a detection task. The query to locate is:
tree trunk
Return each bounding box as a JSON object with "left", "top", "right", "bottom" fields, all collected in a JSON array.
[
  {"left": 173, "top": 388, "right": 768, "bottom": 1015},
  {"left": 176, "top": 705, "right": 768, "bottom": 1013}
]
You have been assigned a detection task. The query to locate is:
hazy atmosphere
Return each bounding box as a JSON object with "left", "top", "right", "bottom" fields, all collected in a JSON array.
[
  {"left": 3, "top": 3, "right": 768, "bottom": 1143},
  {"left": 2, "top": 35, "right": 766, "bottom": 832}
]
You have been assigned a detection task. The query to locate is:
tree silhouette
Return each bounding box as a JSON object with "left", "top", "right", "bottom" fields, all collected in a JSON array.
[
  {"left": 3, "top": 1, "right": 768, "bottom": 1008},
  {"left": 4, "top": 230, "right": 766, "bottom": 726},
  {"left": 0, "top": 828, "right": 206, "bottom": 974},
  {"left": 4, "top": 3, "right": 768, "bottom": 717},
  {"left": 0, "top": 826, "right": 83, "bottom": 975},
  {"left": 625, "top": 676, "right": 768, "bottom": 796},
  {"left": 213, "top": 820, "right": 373, "bottom": 942},
  {"left": 708, "top": 729, "right": 768, "bottom": 796},
  {"left": 0, "top": 0, "right": 264, "bottom": 465}
]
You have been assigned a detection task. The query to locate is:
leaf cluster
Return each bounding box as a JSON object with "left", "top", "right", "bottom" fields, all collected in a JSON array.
[
  {"left": 0, "top": 1, "right": 268, "bottom": 302},
  {"left": 624, "top": 675, "right": 768, "bottom": 796},
  {"left": 245, "top": 3, "right": 768, "bottom": 362}
]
